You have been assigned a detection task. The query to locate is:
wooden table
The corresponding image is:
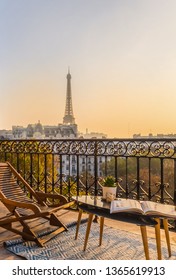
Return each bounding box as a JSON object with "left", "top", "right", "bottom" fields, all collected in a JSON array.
[{"left": 72, "top": 195, "right": 161, "bottom": 260}]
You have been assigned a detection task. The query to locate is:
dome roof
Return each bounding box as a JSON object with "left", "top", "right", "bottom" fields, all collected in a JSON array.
[{"left": 35, "top": 121, "right": 43, "bottom": 132}]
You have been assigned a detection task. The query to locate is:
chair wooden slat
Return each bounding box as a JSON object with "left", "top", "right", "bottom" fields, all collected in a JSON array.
[{"left": 0, "top": 161, "right": 74, "bottom": 246}]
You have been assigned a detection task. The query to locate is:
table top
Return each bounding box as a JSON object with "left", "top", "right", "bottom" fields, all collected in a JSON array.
[
  {"left": 72, "top": 195, "right": 110, "bottom": 209},
  {"left": 72, "top": 195, "right": 158, "bottom": 226}
]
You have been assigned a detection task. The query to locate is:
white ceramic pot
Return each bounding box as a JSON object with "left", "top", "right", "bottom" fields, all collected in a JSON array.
[{"left": 102, "top": 186, "right": 117, "bottom": 200}]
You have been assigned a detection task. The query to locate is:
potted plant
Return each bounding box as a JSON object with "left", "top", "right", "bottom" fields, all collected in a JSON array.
[{"left": 100, "top": 175, "right": 117, "bottom": 200}]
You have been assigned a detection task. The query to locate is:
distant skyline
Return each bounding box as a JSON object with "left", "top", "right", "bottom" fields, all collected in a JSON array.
[{"left": 1, "top": 0, "right": 176, "bottom": 138}]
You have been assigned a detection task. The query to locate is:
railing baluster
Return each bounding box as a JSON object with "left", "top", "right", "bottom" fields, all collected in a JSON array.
[
  {"left": 174, "top": 159, "right": 176, "bottom": 205},
  {"left": 60, "top": 155, "right": 63, "bottom": 194},
  {"left": 94, "top": 141, "right": 98, "bottom": 196},
  {"left": 136, "top": 157, "right": 140, "bottom": 200},
  {"left": 126, "top": 157, "right": 129, "bottom": 198},
  {"left": 76, "top": 155, "right": 79, "bottom": 195},
  {"left": 115, "top": 156, "right": 118, "bottom": 182},
  {"left": 160, "top": 158, "right": 164, "bottom": 203},
  {"left": 148, "top": 158, "right": 151, "bottom": 200},
  {"left": 44, "top": 154, "right": 47, "bottom": 193},
  {"left": 30, "top": 153, "right": 33, "bottom": 189},
  {"left": 51, "top": 154, "right": 54, "bottom": 192}
]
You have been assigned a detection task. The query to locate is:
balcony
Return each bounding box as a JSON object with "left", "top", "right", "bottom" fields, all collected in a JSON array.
[{"left": 0, "top": 138, "right": 176, "bottom": 260}]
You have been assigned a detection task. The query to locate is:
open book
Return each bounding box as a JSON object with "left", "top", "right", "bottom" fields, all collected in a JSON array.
[{"left": 110, "top": 199, "right": 176, "bottom": 218}]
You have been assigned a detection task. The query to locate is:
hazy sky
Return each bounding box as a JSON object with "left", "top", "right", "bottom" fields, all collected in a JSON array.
[{"left": 1, "top": 0, "right": 176, "bottom": 138}]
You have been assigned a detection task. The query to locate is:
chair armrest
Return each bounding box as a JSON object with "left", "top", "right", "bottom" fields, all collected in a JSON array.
[
  {"left": 1, "top": 197, "right": 41, "bottom": 214},
  {"left": 35, "top": 191, "right": 68, "bottom": 206}
]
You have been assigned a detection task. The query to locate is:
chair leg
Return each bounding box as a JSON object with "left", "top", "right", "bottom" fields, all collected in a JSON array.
[
  {"left": 83, "top": 213, "right": 94, "bottom": 251},
  {"left": 140, "top": 225, "right": 150, "bottom": 260},
  {"left": 154, "top": 218, "right": 162, "bottom": 260},
  {"left": 163, "top": 218, "right": 171, "bottom": 257},
  {"left": 75, "top": 208, "right": 83, "bottom": 240},
  {"left": 99, "top": 216, "right": 104, "bottom": 246},
  {"left": 22, "top": 224, "right": 44, "bottom": 246},
  {"left": 50, "top": 213, "right": 68, "bottom": 230}
]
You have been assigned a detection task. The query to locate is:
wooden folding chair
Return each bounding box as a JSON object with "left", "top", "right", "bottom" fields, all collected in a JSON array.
[{"left": 0, "top": 162, "right": 74, "bottom": 246}]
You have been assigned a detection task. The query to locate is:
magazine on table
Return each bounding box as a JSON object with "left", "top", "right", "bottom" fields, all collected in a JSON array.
[{"left": 110, "top": 198, "right": 176, "bottom": 218}]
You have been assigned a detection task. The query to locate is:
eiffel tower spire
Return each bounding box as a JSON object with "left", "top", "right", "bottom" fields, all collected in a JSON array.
[{"left": 63, "top": 69, "right": 75, "bottom": 124}]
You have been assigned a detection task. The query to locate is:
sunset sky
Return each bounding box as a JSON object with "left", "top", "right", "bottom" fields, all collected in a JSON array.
[{"left": 1, "top": 0, "right": 176, "bottom": 138}]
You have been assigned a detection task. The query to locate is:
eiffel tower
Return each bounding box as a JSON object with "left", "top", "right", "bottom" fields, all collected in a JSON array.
[{"left": 63, "top": 69, "right": 75, "bottom": 125}]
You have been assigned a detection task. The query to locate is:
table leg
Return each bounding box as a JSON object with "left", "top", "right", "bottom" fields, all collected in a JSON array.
[
  {"left": 140, "top": 225, "right": 150, "bottom": 260},
  {"left": 75, "top": 208, "right": 83, "bottom": 240},
  {"left": 83, "top": 213, "right": 94, "bottom": 251},
  {"left": 154, "top": 218, "right": 162, "bottom": 260},
  {"left": 163, "top": 218, "right": 171, "bottom": 257},
  {"left": 99, "top": 216, "right": 104, "bottom": 246}
]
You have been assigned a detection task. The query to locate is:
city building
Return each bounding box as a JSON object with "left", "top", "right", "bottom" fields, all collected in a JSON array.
[
  {"left": 0, "top": 70, "right": 105, "bottom": 177},
  {"left": 133, "top": 133, "right": 176, "bottom": 138},
  {"left": 9, "top": 70, "right": 78, "bottom": 139}
]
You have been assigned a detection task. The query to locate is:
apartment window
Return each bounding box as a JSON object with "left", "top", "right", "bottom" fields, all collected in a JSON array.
[
  {"left": 72, "top": 165, "right": 76, "bottom": 173},
  {"left": 72, "top": 156, "right": 76, "bottom": 163}
]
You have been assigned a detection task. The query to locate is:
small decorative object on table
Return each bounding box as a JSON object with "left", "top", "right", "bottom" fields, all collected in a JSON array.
[{"left": 100, "top": 175, "right": 117, "bottom": 202}]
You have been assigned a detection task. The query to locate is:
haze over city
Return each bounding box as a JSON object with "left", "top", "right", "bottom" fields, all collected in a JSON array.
[{"left": 1, "top": 0, "right": 176, "bottom": 138}]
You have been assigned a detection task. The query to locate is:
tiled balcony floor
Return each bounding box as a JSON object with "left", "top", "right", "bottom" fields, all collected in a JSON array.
[{"left": 0, "top": 202, "right": 176, "bottom": 260}]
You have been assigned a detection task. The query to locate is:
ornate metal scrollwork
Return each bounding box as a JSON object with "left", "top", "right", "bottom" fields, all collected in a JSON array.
[{"left": 1, "top": 139, "right": 176, "bottom": 158}]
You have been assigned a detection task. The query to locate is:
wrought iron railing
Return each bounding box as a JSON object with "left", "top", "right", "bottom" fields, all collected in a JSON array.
[{"left": 0, "top": 138, "right": 176, "bottom": 205}]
